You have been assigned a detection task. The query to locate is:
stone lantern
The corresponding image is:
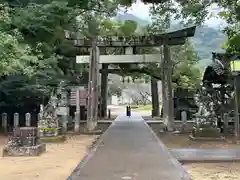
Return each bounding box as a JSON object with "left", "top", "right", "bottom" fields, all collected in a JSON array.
[
  {"left": 230, "top": 56, "right": 240, "bottom": 75},
  {"left": 229, "top": 55, "right": 240, "bottom": 142}
]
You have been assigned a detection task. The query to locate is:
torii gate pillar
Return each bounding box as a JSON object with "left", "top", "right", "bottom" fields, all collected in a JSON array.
[{"left": 100, "top": 63, "right": 109, "bottom": 118}]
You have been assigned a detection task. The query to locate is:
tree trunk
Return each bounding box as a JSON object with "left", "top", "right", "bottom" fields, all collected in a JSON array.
[{"left": 151, "top": 77, "right": 159, "bottom": 117}]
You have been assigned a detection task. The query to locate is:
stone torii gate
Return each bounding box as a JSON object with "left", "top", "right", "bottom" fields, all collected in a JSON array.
[
  {"left": 76, "top": 50, "right": 161, "bottom": 117},
  {"left": 65, "top": 26, "right": 196, "bottom": 132}
]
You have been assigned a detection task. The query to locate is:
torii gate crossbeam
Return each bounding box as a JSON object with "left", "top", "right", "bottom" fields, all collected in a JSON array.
[{"left": 76, "top": 54, "right": 160, "bottom": 64}]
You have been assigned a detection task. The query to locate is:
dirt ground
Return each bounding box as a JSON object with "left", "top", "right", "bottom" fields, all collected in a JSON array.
[
  {"left": 184, "top": 163, "right": 240, "bottom": 180},
  {"left": 160, "top": 133, "right": 240, "bottom": 180},
  {"left": 159, "top": 133, "right": 240, "bottom": 149},
  {"left": 1, "top": 132, "right": 240, "bottom": 180},
  {"left": 0, "top": 135, "right": 96, "bottom": 180}
]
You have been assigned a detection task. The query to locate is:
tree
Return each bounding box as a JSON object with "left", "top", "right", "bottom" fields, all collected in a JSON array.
[
  {"left": 171, "top": 41, "right": 201, "bottom": 89},
  {"left": 0, "top": 2, "right": 78, "bottom": 108},
  {"left": 0, "top": 0, "right": 205, "bottom": 112},
  {"left": 147, "top": 0, "right": 240, "bottom": 53},
  {"left": 0, "top": 7, "right": 37, "bottom": 77},
  {"left": 108, "top": 83, "right": 125, "bottom": 97},
  {"left": 135, "top": 83, "right": 151, "bottom": 105}
]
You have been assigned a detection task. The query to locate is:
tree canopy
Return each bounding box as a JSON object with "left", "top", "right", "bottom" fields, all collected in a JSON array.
[{"left": 2, "top": 0, "right": 233, "bottom": 108}]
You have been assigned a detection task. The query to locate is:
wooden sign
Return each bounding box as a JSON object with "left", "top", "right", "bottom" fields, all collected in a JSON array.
[{"left": 70, "top": 87, "right": 88, "bottom": 106}]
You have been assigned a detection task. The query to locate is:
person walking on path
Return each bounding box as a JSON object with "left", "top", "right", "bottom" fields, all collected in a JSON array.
[{"left": 126, "top": 105, "right": 131, "bottom": 117}]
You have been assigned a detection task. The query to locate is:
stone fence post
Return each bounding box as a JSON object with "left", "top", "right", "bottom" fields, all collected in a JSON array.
[
  {"left": 74, "top": 111, "right": 80, "bottom": 133},
  {"left": 180, "top": 111, "right": 187, "bottom": 133},
  {"left": 14, "top": 113, "right": 19, "bottom": 128},
  {"left": 1, "top": 113, "right": 7, "bottom": 133},
  {"left": 181, "top": 111, "right": 187, "bottom": 123},
  {"left": 223, "top": 113, "right": 229, "bottom": 137},
  {"left": 37, "top": 113, "right": 44, "bottom": 137},
  {"left": 38, "top": 113, "right": 41, "bottom": 121},
  {"left": 25, "top": 113, "right": 31, "bottom": 127},
  {"left": 61, "top": 115, "right": 68, "bottom": 134}
]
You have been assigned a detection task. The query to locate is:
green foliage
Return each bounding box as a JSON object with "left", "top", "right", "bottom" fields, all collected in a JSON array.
[
  {"left": 119, "top": 20, "right": 138, "bottom": 35},
  {"left": 0, "top": 1, "right": 85, "bottom": 107},
  {"left": 171, "top": 41, "right": 201, "bottom": 89},
  {"left": 0, "top": 7, "right": 34, "bottom": 76},
  {"left": 146, "top": 5, "right": 202, "bottom": 89},
  {"left": 215, "top": 1, "right": 240, "bottom": 53},
  {"left": 0, "top": 0, "right": 132, "bottom": 108},
  {"left": 108, "top": 83, "right": 125, "bottom": 97},
  {"left": 0, "top": 29, "right": 34, "bottom": 76},
  {"left": 100, "top": 16, "right": 202, "bottom": 90},
  {"left": 148, "top": 0, "right": 240, "bottom": 54},
  {"left": 0, "top": 0, "right": 209, "bottom": 108}
]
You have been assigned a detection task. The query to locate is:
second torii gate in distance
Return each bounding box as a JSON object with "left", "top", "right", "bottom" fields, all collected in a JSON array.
[{"left": 65, "top": 26, "right": 196, "bottom": 131}]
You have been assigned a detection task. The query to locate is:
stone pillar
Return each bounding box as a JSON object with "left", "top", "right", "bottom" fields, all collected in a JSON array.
[
  {"left": 178, "top": 111, "right": 187, "bottom": 133},
  {"left": 86, "top": 44, "right": 99, "bottom": 132},
  {"left": 94, "top": 47, "right": 100, "bottom": 122},
  {"left": 181, "top": 111, "right": 187, "bottom": 123},
  {"left": 100, "top": 63, "right": 109, "bottom": 118},
  {"left": 74, "top": 89, "right": 80, "bottom": 133},
  {"left": 161, "top": 46, "right": 168, "bottom": 127},
  {"left": 25, "top": 113, "right": 31, "bottom": 127},
  {"left": 13, "top": 113, "right": 19, "bottom": 128},
  {"left": 1, "top": 113, "right": 7, "bottom": 134},
  {"left": 56, "top": 107, "right": 69, "bottom": 134},
  {"left": 38, "top": 113, "right": 44, "bottom": 137},
  {"left": 74, "top": 111, "right": 80, "bottom": 133},
  {"left": 163, "top": 43, "right": 175, "bottom": 131},
  {"left": 37, "top": 113, "right": 41, "bottom": 121},
  {"left": 56, "top": 88, "right": 69, "bottom": 134},
  {"left": 61, "top": 115, "right": 68, "bottom": 134},
  {"left": 223, "top": 113, "right": 229, "bottom": 137}
]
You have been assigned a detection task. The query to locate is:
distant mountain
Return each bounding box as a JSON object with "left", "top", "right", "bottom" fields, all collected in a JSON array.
[
  {"left": 116, "top": 13, "right": 149, "bottom": 26},
  {"left": 116, "top": 13, "right": 227, "bottom": 68},
  {"left": 191, "top": 26, "right": 226, "bottom": 67}
]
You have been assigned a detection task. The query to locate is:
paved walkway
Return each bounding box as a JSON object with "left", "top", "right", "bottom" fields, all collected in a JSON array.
[
  {"left": 171, "top": 148, "right": 240, "bottom": 162},
  {"left": 68, "top": 115, "right": 191, "bottom": 180}
]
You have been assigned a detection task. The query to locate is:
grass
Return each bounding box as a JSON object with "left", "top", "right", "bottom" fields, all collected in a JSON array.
[
  {"left": 40, "top": 135, "right": 66, "bottom": 143},
  {"left": 134, "top": 105, "right": 162, "bottom": 111}
]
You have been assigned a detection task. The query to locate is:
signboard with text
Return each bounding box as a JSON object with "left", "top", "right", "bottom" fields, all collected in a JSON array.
[{"left": 70, "top": 86, "right": 88, "bottom": 106}]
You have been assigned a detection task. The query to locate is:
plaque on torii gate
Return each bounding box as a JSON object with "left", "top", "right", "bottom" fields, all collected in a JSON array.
[
  {"left": 64, "top": 26, "right": 195, "bottom": 47},
  {"left": 64, "top": 26, "right": 196, "bottom": 132}
]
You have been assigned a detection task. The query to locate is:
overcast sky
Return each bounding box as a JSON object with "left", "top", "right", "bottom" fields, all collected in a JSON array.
[{"left": 123, "top": 0, "right": 226, "bottom": 28}]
